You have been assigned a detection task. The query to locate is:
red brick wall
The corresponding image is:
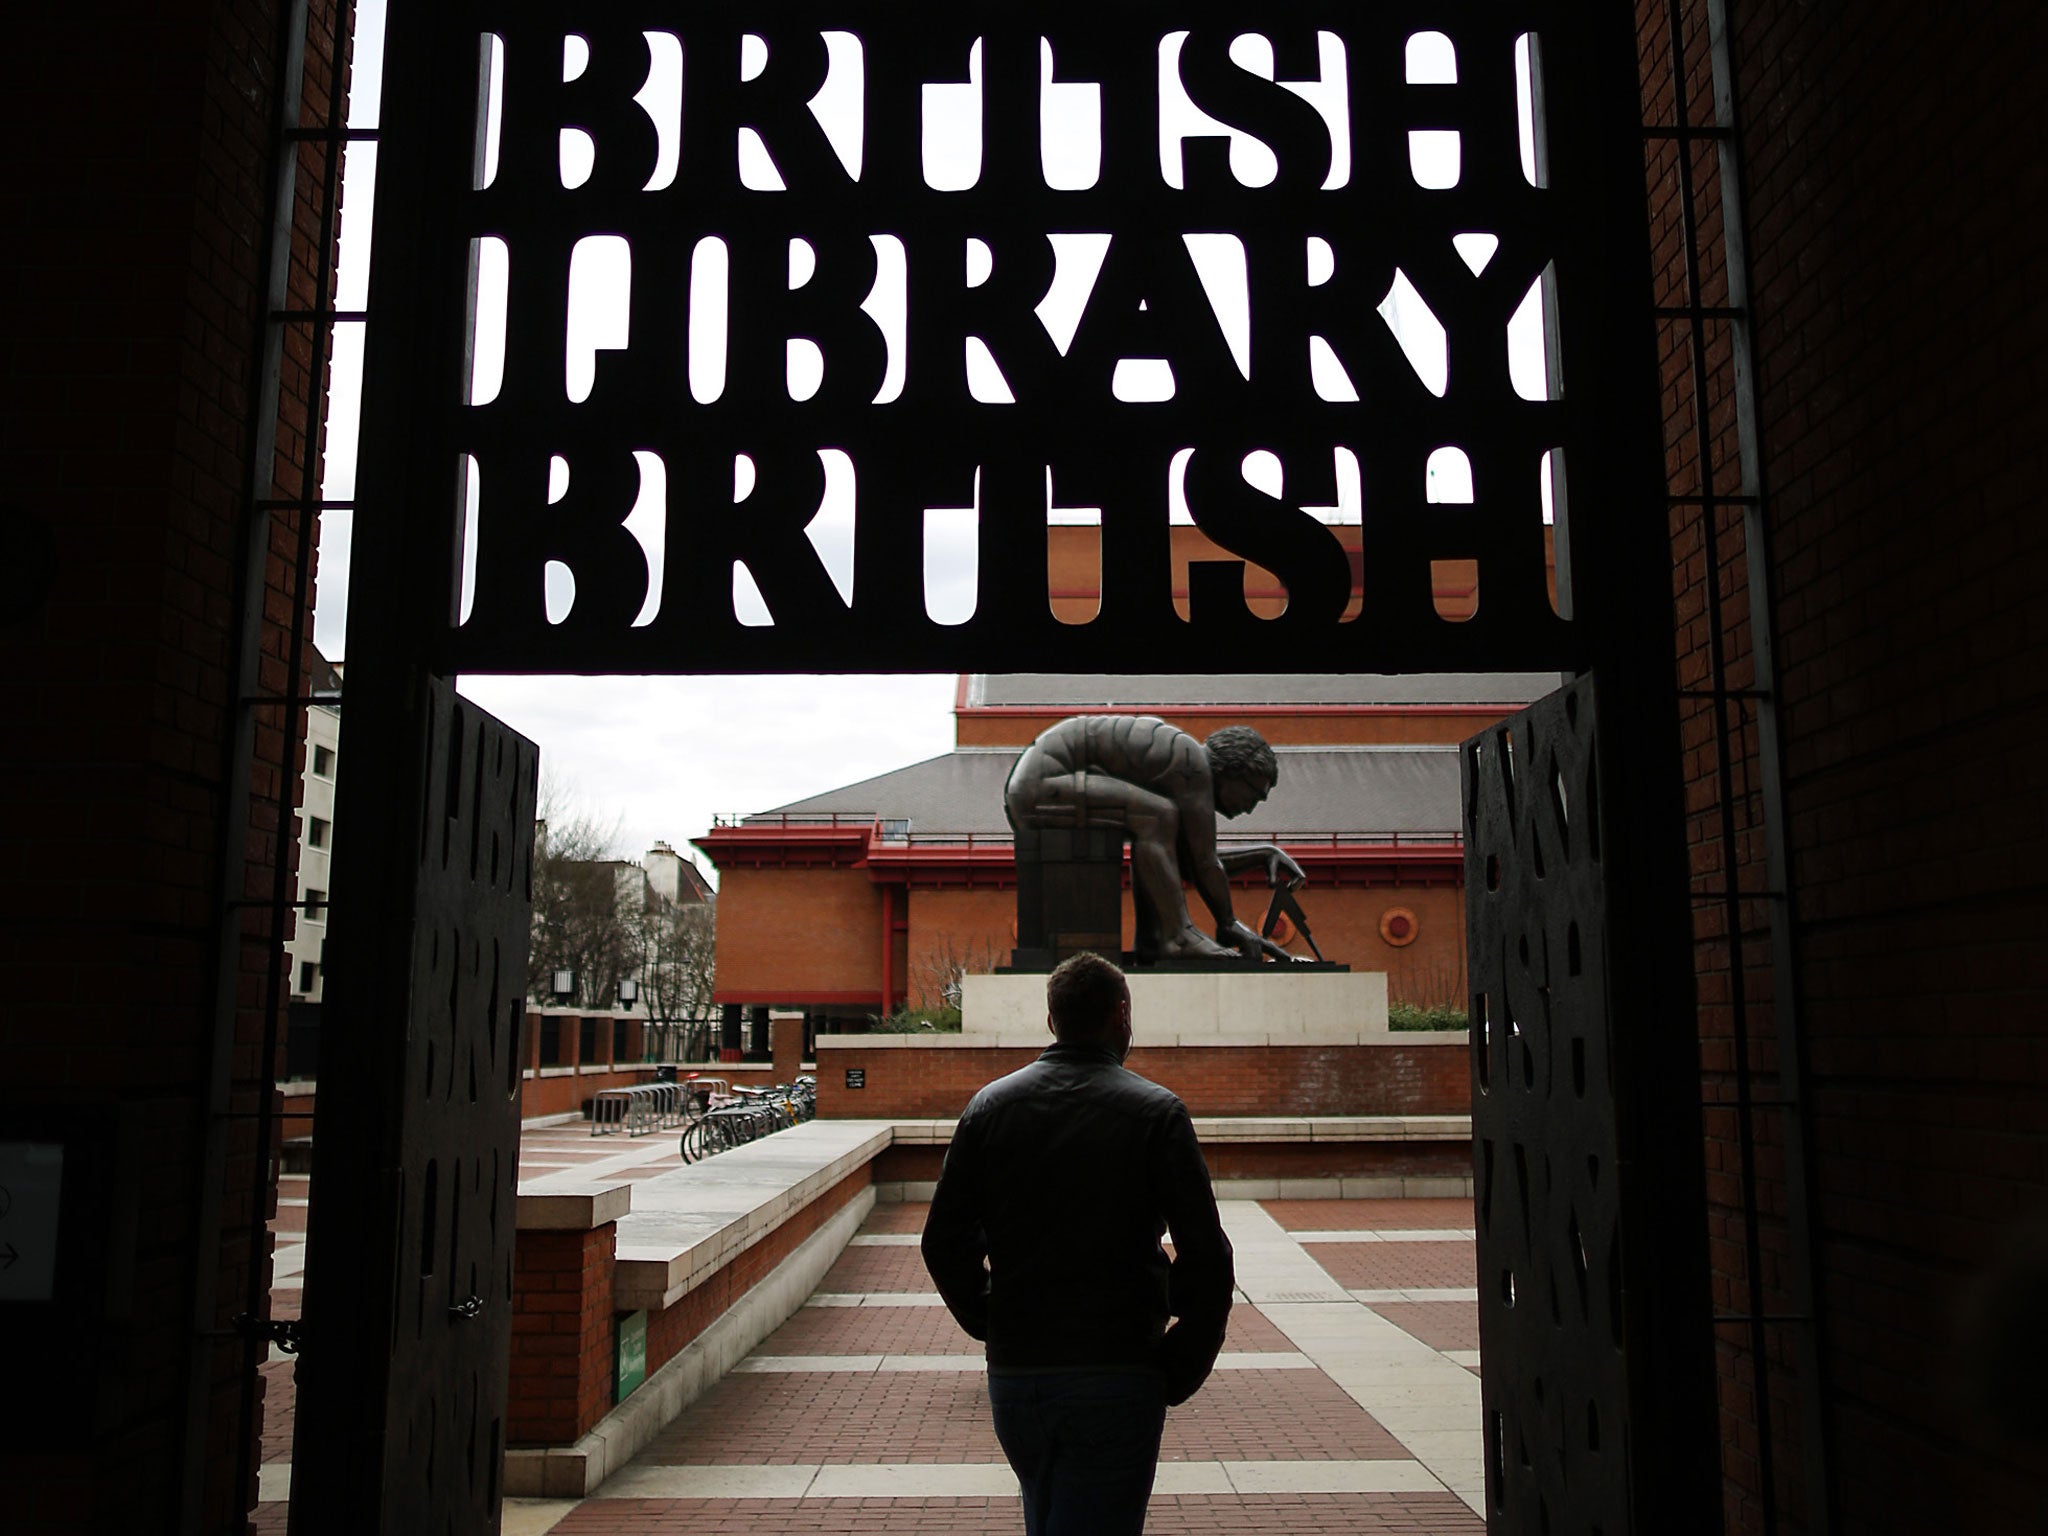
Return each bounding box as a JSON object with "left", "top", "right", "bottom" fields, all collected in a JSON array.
[
  {"left": 818, "top": 1041, "right": 1470, "bottom": 1120},
  {"left": 1641, "top": 1, "right": 2048, "bottom": 1529},
  {"left": 509, "top": 1225, "right": 618, "bottom": 1446},
  {"left": 772, "top": 1015, "right": 807, "bottom": 1082},
  {"left": 504, "top": 1169, "right": 873, "bottom": 1449},
  {"left": 714, "top": 866, "right": 885, "bottom": 1002},
  {"left": 1635, "top": 0, "right": 1790, "bottom": 1522},
  {"left": 905, "top": 888, "right": 1017, "bottom": 1011},
  {"left": 0, "top": 0, "right": 347, "bottom": 1528}
]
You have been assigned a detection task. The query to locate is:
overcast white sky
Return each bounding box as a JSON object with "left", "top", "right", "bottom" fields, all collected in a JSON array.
[{"left": 315, "top": 3, "right": 1543, "bottom": 870}]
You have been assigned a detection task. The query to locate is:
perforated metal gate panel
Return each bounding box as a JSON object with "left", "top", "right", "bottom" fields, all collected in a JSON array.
[
  {"left": 1466, "top": 678, "right": 1627, "bottom": 1528},
  {"left": 294, "top": 683, "right": 535, "bottom": 1536},
  {"left": 1465, "top": 676, "right": 1718, "bottom": 1532}
]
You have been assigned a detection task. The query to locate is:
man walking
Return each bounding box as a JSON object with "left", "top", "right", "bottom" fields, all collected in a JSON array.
[{"left": 921, "top": 952, "right": 1234, "bottom": 1535}]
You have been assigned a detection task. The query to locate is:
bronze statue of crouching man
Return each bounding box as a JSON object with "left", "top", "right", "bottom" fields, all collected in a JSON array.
[{"left": 1003, "top": 715, "right": 1304, "bottom": 963}]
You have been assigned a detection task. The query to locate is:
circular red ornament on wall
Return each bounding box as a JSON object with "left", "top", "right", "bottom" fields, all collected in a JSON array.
[{"left": 1379, "top": 907, "right": 1419, "bottom": 947}]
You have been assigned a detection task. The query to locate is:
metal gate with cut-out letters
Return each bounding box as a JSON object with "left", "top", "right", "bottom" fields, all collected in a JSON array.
[{"left": 295, "top": 2, "right": 1718, "bottom": 1529}]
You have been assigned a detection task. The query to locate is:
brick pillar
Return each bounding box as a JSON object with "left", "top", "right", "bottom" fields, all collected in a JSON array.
[
  {"left": 509, "top": 1223, "right": 618, "bottom": 1445},
  {"left": 771, "top": 1008, "right": 805, "bottom": 1083}
]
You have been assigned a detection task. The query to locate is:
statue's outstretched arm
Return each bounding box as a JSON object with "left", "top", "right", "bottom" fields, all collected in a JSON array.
[
  {"left": 1217, "top": 845, "right": 1305, "bottom": 890},
  {"left": 1177, "top": 794, "right": 1285, "bottom": 960}
]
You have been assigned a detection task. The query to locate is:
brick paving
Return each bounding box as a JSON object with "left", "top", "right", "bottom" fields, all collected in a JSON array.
[
  {"left": 1370, "top": 1302, "right": 1481, "bottom": 1353},
  {"left": 754, "top": 1284, "right": 1296, "bottom": 1358},
  {"left": 641, "top": 1362, "right": 1406, "bottom": 1466},
  {"left": 859, "top": 1201, "right": 932, "bottom": 1233},
  {"left": 1222, "top": 1307, "right": 1298, "bottom": 1352},
  {"left": 761, "top": 1304, "right": 985, "bottom": 1356},
  {"left": 1160, "top": 1371, "right": 1408, "bottom": 1462},
  {"left": 1146, "top": 1494, "right": 1482, "bottom": 1532},
  {"left": 260, "top": 1360, "right": 296, "bottom": 1464},
  {"left": 261, "top": 1144, "right": 1483, "bottom": 1532},
  {"left": 819, "top": 1244, "right": 942, "bottom": 1294},
  {"left": 1305, "top": 1241, "right": 1477, "bottom": 1292},
  {"left": 639, "top": 1372, "right": 1006, "bottom": 1464},
  {"left": 549, "top": 1493, "right": 1483, "bottom": 1532},
  {"left": 1265, "top": 1198, "right": 1474, "bottom": 1231}
]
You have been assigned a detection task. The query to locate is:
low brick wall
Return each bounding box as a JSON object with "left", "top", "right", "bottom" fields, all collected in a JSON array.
[
  {"left": 505, "top": 1123, "right": 890, "bottom": 1493},
  {"left": 510, "top": 1224, "right": 618, "bottom": 1446},
  {"left": 817, "top": 1038, "right": 1471, "bottom": 1120},
  {"left": 643, "top": 1167, "right": 869, "bottom": 1375}
]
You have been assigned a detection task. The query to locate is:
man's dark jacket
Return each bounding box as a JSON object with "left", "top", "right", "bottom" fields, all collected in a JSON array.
[{"left": 920, "top": 1041, "right": 1234, "bottom": 1405}]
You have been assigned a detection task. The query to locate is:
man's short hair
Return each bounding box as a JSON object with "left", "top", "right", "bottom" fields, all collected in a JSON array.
[
  {"left": 1046, "top": 952, "right": 1128, "bottom": 1039},
  {"left": 1205, "top": 725, "right": 1277, "bottom": 790}
]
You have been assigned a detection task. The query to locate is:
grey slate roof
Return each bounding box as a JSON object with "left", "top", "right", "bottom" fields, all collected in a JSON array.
[
  {"left": 756, "top": 744, "right": 1463, "bottom": 840},
  {"left": 964, "top": 672, "right": 1560, "bottom": 708}
]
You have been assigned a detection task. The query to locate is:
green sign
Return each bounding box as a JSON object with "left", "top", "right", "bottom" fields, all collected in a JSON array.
[{"left": 615, "top": 1309, "right": 648, "bottom": 1403}]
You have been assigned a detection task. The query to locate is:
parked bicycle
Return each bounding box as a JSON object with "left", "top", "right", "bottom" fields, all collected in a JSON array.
[{"left": 678, "top": 1075, "right": 816, "bottom": 1163}]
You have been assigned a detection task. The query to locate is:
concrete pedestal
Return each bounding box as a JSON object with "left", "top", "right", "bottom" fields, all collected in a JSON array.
[{"left": 960, "top": 968, "right": 1390, "bottom": 1047}]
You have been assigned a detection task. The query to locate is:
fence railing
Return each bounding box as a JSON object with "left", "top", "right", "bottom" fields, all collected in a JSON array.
[{"left": 708, "top": 818, "right": 1460, "bottom": 849}]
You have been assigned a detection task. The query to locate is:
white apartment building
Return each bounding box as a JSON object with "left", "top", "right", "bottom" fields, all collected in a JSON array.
[{"left": 285, "top": 649, "right": 344, "bottom": 1005}]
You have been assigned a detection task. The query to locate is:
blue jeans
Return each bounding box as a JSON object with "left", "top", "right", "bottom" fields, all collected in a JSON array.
[{"left": 988, "top": 1369, "right": 1168, "bottom": 1536}]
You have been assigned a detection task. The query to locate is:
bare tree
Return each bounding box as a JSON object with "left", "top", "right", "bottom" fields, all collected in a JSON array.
[
  {"left": 637, "top": 897, "right": 717, "bottom": 1056},
  {"left": 526, "top": 778, "right": 639, "bottom": 1008},
  {"left": 908, "top": 930, "right": 1011, "bottom": 1017}
]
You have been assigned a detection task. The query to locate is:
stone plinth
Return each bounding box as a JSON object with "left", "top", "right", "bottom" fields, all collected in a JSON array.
[{"left": 960, "top": 969, "right": 1390, "bottom": 1047}]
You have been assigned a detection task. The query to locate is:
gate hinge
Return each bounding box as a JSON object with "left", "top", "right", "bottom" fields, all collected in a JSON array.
[{"left": 236, "top": 1313, "right": 307, "bottom": 1354}]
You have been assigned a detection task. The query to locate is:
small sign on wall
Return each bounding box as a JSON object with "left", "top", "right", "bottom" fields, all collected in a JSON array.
[
  {"left": 845, "top": 1069, "right": 866, "bottom": 1090},
  {"left": 616, "top": 1309, "right": 648, "bottom": 1402}
]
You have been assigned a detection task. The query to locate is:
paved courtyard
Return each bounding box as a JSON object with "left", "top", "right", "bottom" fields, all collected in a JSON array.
[{"left": 260, "top": 1125, "right": 1486, "bottom": 1533}]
